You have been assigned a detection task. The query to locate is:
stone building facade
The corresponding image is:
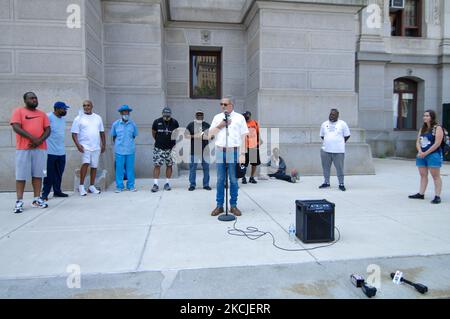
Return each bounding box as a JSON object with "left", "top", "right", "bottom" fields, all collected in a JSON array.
[
  {"left": 0, "top": 0, "right": 449, "bottom": 191},
  {"left": 358, "top": 0, "right": 450, "bottom": 158}
]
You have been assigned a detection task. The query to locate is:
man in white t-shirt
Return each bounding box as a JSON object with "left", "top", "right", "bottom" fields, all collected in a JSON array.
[
  {"left": 71, "top": 100, "right": 106, "bottom": 196},
  {"left": 319, "top": 108, "right": 351, "bottom": 191},
  {"left": 208, "top": 96, "right": 249, "bottom": 217}
]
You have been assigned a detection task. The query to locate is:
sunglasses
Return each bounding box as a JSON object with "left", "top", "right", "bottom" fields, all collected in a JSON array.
[
  {"left": 83, "top": 104, "right": 91, "bottom": 107},
  {"left": 220, "top": 103, "right": 229, "bottom": 106}
]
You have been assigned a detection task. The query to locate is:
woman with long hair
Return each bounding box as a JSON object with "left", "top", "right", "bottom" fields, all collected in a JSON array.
[{"left": 409, "top": 110, "right": 444, "bottom": 204}]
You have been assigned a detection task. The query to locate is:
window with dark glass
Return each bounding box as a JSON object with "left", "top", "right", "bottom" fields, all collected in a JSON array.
[
  {"left": 190, "top": 50, "right": 221, "bottom": 99},
  {"left": 390, "top": 0, "right": 422, "bottom": 37},
  {"left": 394, "top": 78, "right": 418, "bottom": 130}
]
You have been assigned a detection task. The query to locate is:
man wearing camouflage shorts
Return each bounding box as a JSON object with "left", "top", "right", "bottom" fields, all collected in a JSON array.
[{"left": 151, "top": 107, "right": 179, "bottom": 192}]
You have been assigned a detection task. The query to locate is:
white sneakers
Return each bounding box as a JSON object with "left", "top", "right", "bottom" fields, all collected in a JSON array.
[
  {"left": 31, "top": 198, "right": 48, "bottom": 209},
  {"left": 88, "top": 185, "right": 101, "bottom": 194},
  {"left": 79, "top": 185, "right": 101, "bottom": 196},
  {"left": 14, "top": 200, "right": 24, "bottom": 214},
  {"left": 79, "top": 185, "right": 87, "bottom": 196}
]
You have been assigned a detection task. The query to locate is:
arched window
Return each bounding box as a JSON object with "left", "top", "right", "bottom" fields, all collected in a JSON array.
[{"left": 394, "top": 78, "right": 417, "bottom": 130}]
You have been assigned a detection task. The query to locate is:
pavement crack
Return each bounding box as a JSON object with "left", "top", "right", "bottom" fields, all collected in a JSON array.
[{"left": 135, "top": 193, "right": 163, "bottom": 271}]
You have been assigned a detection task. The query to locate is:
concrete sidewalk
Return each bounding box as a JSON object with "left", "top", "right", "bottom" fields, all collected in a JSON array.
[{"left": 0, "top": 158, "right": 449, "bottom": 298}]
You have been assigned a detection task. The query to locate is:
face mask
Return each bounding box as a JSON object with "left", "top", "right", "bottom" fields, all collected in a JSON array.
[
  {"left": 329, "top": 115, "right": 338, "bottom": 122},
  {"left": 60, "top": 110, "right": 67, "bottom": 117},
  {"left": 244, "top": 116, "right": 250, "bottom": 121},
  {"left": 122, "top": 114, "right": 129, "bottom": 121},
  {"left": 163, "top": 116, "right": 171, "bottom": 121}
]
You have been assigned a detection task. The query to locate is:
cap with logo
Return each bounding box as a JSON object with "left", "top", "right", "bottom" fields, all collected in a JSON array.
[
  {"left": 162, "top": 107, "right": 172, "bottom": 115},
  {"left": 54, "top": 101, "right": 70, "bottom": 110}
]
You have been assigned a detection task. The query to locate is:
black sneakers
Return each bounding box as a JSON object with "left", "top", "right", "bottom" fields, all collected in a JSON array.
[
  {"left": 409, "top": 193, "right": 442, "bottom": 204},
  {"left": 54, "top": 192, "right": 69, "bottom": 198},
  {"left": 408, "top": 193, "right": 425, "bottom": 200},
  {"left": 339, "top": 185, "right": 346, "bottom": 192},
  {"left": 242, "top": 177, "right": 247, "bottom": 184},
  {"left": 249, "top": 177, "right": 257, "bottom": 184},
  {"left": 151, "top": 184, "right": 159, "bottom": 193},
  {"left": 431, "top": 196, "right": 441, "bottom": 204},
  {"left": 203, "top": 186, "right": 212, "bottom": 191},
  {"left": 188, "top": 186, "right": 195, "bottom": 191},
  {"left": 319, "top": 183, "right": 330, "bottom": 189}
]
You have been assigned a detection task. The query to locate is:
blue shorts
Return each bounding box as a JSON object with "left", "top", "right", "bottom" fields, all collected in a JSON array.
[{"left": 416, "top": 152, "right": 443, "bottom": 168}]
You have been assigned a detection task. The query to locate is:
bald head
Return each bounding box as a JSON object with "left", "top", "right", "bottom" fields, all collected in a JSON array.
[{"left": 82, "top": 100, "right": 93, "bottom": 115}]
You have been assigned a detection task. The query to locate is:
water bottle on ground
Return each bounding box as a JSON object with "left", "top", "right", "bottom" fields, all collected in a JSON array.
[{"left": 289, "top": 223, "right": 296, "bottom": 242}]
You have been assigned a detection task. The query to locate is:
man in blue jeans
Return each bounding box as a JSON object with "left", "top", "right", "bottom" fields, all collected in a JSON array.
[
  {"left": 111, "top": 105, "right": 138, "bottom": 192},
  {"left": 185, "top": 110, "right": 212, "bottom": 191},
  {"left": 209, "top": 97, "right": 249, "bottom": 217},
  {"left": 42, "top": 101, "right": 70, "bottom": 201}
]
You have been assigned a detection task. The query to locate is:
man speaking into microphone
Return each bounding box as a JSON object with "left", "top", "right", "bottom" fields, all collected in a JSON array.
[{"left": 208, "top": 96, "right": 249, "bottom": 217}]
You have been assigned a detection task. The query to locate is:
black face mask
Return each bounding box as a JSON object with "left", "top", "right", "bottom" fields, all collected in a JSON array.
[
  {"left": 60, "top": 111, "right": 67, "bottom": 117},
  {"left": 244, "top": 116, "right": 250, "bottom": 121},
  {"left": 329, "top": 115, "right": 338, "bottom": 122}
]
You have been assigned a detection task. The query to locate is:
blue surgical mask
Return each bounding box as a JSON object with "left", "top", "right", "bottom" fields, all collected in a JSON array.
[{"left": 122, "top": 114, "right": 129, "bottom": 121}]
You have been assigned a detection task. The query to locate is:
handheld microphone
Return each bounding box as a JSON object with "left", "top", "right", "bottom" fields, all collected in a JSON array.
[
  {"left": 223, "top": 112, "right": 230, "bottom": 127},
  {"left": 350, "top": 274, "right": 377, "bottom": 298},
  {"left": 390, "top": 272, "right": 428, "bottom": 294}
]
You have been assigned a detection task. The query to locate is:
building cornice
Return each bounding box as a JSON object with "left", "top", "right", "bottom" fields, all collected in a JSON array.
[{"left": 102, "top": 0, "right": 367, "bottom": 25}]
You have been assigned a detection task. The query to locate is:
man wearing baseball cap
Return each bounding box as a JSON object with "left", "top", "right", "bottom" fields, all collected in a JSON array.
[
  {"left": 42, "top": 101, "right": 70, "bottom": 200},
  {"left": 185, "top": 109, "right": 212, "bottom": 191},
  {"left": 111, "top": 105, "right": 138, "bottom": 192},
  {"left": 151, "top": 107, "right": 179, "bottom": 192}
]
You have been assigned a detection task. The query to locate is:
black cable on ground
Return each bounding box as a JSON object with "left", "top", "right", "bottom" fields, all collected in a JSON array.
[{"left": 227, "top": 218, "right": 341, "bottom": 252}]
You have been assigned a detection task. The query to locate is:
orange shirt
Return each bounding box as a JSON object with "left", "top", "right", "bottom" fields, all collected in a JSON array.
[
  {"left": 10, "top": 107, "right": 50, "bottom": 150},
  {"left": 246, "top": 119, "right": 260, "bottom": 149}
]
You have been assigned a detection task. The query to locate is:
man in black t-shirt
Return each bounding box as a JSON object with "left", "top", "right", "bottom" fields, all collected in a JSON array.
[
  {"left": 151, "top": 107, "right": 179, "bottom": 192},
  {"left": 185, "top": 110, "right": 211, "bottom": 191}
]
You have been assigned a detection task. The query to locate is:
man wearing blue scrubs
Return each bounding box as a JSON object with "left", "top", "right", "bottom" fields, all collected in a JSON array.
[
  {"left": 111, "top": 105, "right": 139, "bottom": 192},
  {"left": 42, "top": 101, "right": 70, "bottom": 201}
]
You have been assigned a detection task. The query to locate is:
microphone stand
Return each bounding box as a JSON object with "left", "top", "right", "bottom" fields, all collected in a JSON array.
[{"left": 218, "top": 112, "right": 236, "bottom": 222}]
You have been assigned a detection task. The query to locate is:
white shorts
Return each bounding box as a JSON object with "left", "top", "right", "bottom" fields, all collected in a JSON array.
[{"left": 81, "top": 150, "right": 101, "bottom": 168}]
